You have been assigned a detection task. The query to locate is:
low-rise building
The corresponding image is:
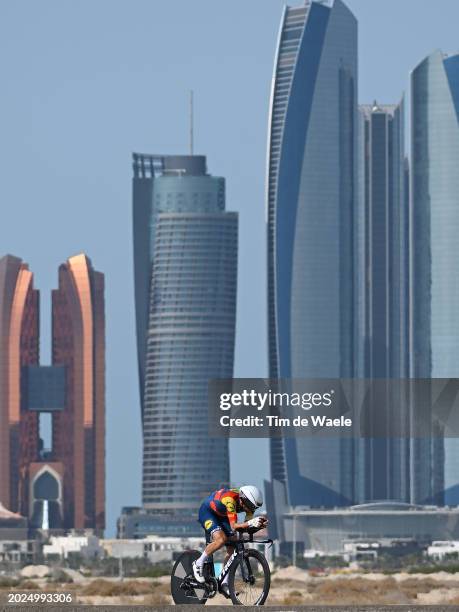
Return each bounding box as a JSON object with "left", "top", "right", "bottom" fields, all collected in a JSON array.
[
  {"left": 0, "top": 540, "right": 37, "bottom": 565},
  {"left": 282, "top": 502, "right": 459, "bottom": 555},
  {"left": 427, "top": 541, "right": 459, "bottom": 560},
  {"left": 43, "top": 533, "right": 103, "bottom": 559},
  {"left": 102, "top": 536, "right": 202, "bottom": 563},
  {"left": 0, "top": 502, "right": 37, "bottom": 564}
]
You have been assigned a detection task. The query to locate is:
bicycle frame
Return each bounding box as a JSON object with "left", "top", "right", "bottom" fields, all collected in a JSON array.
[
  {"left": 210, "top": 532, "right": 273, "bottom": 590},
  {"left": 214, "top": 545, "right": 238, "bottom": 586}
]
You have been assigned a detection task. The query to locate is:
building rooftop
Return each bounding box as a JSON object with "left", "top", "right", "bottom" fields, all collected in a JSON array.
[{"left": 286, "top": 502, "right": 459, "bottom": 516}]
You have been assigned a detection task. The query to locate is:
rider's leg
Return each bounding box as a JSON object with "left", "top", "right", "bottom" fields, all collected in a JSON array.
[
  {"left": 195, "top": 528, "right": 227, "bottom": 568},
  {"left": 205, "top": 528, "right": 227, "bottom": 556}
]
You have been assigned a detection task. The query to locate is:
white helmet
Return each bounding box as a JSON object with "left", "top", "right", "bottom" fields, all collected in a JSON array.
[{"left": 239, "top": 485, "right": 263, "bottom": 513}]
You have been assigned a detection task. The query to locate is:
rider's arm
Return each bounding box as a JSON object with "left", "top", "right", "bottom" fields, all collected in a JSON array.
[
  {"left": 229, "top": 510, "right": 263, "bottom": 531},
  {"left": 230, "top": 518, "right": 252, "bottom": 530},
  {"left": 225, "top": 503, "right": 252, "bottom": 531},
  {"left": 222, "top": 494, "right": 263, "bottom": 531},
  {"left": 229, "top": 514, "right": 251, "bottom": 531}
]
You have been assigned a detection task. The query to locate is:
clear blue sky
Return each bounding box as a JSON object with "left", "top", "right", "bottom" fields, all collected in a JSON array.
[{"left": 1, "top": 0, "right": 458, "bottom": 536}]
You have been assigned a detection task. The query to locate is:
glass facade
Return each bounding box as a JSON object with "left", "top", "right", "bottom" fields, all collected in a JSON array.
[
  {"left": 117, "top": 506, "right": 203, "bottom": 539},
  {"left": 357, "top": 102, "right": 411, "bottom": 503},
  {"left": 23, "top": 366, "right": 66, "bottom": 412},
  {"left": 132, "top": 155, "right": 237, "bottom": 524},
  {"left": 266, "top": 0, "right": 358, "bottom": 530},
  {"left": 411, "top": 51, "right": 459, "bottom": 504},
  {"left": 358, "top": 102, "right": 408, "bottom": 380}
]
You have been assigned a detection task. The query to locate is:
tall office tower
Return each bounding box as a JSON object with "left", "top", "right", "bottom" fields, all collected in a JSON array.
[
  {"left": 411, "top": 51, "right": 459, "bottom": 504},
  {"left": 0, "top": 254, "right": 105, "bottom": 532},
  {"left": 132, "top": 154, "right": 237, "bottom": 528},
  {"left": 0, "top": 256, "right": 39, "bottom": 514},
  {"left": 52, "top": 254, "right": 105, "bottom": 531},
  {"left": 357, "top": 101, "right": 410, "bottom": 502},
  {"left": 359, "top": 101, "right": 407, "bottom": 381},
  {"left": 265, "top": 0, "right": 358, "bottom": 536}
]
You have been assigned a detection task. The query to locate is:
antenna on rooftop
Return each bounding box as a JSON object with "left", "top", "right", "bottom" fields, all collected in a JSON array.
[{"left": 190, "top": 90, "right": 194, "bottom": 156}]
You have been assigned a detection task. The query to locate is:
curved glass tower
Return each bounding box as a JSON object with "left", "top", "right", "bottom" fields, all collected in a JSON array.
[
  {"left": 411, "top": 51, "right": 459, "bottom": 504},
  {"left": 132, "top": 155, "right": 237, "bottom": 525},
  {"left": 266, "top": 0, "right": 358, "bottom": 526}
]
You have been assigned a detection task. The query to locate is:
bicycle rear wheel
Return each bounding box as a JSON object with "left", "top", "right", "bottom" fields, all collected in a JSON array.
[
  {"left": 228, "top": 548, "right": 270, "bottom": 606},
  {"left": 170, "top": 550, "right": 208, "bottom": 605}
]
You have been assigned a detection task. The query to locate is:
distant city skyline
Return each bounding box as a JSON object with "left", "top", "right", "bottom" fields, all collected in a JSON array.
[
  {"left": 267, "top": 0, "right": 459, "bottom": 548},
  {"left": 2, "top": 0, "right": 459, "bottom": 536}
]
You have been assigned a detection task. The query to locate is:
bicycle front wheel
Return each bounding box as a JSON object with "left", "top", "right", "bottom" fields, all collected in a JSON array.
[{"left": 228, "top": 548, "right": 270, "bottom": 606}]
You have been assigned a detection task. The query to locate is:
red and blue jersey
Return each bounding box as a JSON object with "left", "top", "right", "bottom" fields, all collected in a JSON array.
[{"left": 205, "top": 488, "right": 253, "bottom": 524}]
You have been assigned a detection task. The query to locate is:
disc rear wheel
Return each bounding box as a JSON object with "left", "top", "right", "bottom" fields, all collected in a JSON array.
[{"left": 170, "top": 550, "right": 208, "bottom": 605}]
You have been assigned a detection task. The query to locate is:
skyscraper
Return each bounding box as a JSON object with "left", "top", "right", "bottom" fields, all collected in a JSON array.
[
  {"left": 411, "top": 51, "right": 459, "bottom": 504},
  {"left": 357, "top": 101, "right": 410, "bottom": 503},
  {"left": 0, "top": 256, "right": 39, "bottom": 515},
  {"left": 132, "top": 154, "right": 237, "bottom": 528},
  {"left": 0, "top": 254, "right": 105, "bottom": 532},
  {"left": 52, "top": 254, "right": 105, "bottom": 531},
  {"left": 358, "top": 101, "right": 408, "bottom": 381},
  {"left": 266, "top": 0, "right": 358, "bottom": 533}
]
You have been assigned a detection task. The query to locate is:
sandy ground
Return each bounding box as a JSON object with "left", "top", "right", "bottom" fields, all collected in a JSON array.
[{"left": 4, "top": 566, "right": 459, "bottom": 606}]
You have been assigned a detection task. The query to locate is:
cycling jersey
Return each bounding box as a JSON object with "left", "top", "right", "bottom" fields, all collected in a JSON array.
[{"left": 198, "top": 488, "right": 253, "bottom": 538}]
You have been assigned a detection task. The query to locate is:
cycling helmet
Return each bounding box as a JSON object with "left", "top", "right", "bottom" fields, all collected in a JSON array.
[{"left": 239, "top": 485, "right": 263, "bottom": 513}]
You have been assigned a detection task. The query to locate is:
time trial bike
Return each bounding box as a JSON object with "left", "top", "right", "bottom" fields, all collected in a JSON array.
[{"left": 170, "top": 527, "right": 272, "bottom": 606}]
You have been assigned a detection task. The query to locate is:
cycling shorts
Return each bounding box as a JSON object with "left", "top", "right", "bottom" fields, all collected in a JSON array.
[{"left": 198, "top": 501, "right": 234, "bottom": 539}]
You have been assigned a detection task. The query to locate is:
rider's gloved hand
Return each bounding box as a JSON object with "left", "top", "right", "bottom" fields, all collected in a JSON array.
[{"left": 247, "top": 517, "right": 263, "bottom": 529}]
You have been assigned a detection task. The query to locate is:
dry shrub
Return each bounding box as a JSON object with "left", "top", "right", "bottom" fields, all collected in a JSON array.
[
  {"left": 398, "top": 577, "right": 453, "bottom": 599},
  {"left": 272, "top": 578, "right": 307, "bottom": 589},
  {"left": 273, "top": 575, "right": 459, "bottom": 606},
  {"left": 307, "top": 577, "right": 406, "bottom": 605},
  {"left": 150, "top": 580, "right": 170, "bottom": 595},
  {"left": 48, "top": 569, "right": 73, "bottom": 584},
  {"left": 271, "top": 578, "right": 291, "bottom": 587},
  {"left": 19, "top": 580, "right": 39, "bottom": 590},
  {"left": 42, "top": 583, "right": 78, "bottom": 592},
  {"left": 0, "top": 578, "right": 19, "bottom": 588},
  {"left": 282, "top": 589, "right": 304, "bottom": 605},
  {"left": 142, "top": 592, "right": 170, "bottom": 606},
  {"left": 81, "top": 579, "right": 153, "bottom": 597}
]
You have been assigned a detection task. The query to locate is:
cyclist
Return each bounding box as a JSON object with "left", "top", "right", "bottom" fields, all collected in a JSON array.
[{"left": 192, "top": 485, "right": 267, "bottom": 598}]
